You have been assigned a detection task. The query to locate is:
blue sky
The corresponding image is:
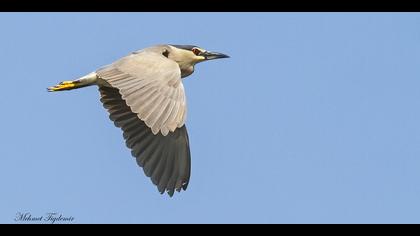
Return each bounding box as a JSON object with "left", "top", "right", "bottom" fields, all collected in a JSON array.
[{"left": 0, "top": 13, "right": 420, "bottom": 223}]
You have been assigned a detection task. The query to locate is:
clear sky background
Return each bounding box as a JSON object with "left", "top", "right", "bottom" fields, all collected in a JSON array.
[{"left": 0, "top": 13, "right": 419, "bottom": 224}]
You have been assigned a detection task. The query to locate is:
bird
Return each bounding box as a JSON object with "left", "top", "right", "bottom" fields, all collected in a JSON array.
[{"left": 47, "top": 44, "right": 229, "bottom": 197}]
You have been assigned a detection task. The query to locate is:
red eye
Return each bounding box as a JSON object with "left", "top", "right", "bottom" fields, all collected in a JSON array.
[{"left": 192, "top": 48, "right": 200, "bottom": 55}]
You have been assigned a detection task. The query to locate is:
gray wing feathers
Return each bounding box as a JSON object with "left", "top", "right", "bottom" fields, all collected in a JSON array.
[
  {"left": 99, "top": 86, "right": 191, "bottom": 196},
  {"left": 96, "top": 52, "right": 187, "bottom": 136}
]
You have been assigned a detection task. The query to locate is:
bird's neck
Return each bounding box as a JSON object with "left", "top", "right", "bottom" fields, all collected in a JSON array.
[{"left": 180, "top": 65, "right": 194, "bottom": 78}]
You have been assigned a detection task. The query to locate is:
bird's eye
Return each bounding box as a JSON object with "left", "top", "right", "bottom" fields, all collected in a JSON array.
[{"left": 192, "top": 48, "right": 201, "bottom": 56}]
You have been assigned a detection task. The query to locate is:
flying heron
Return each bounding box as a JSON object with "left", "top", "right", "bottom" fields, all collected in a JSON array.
[{"left": 48, "top": 44, "right": 229, "bottom": 196}]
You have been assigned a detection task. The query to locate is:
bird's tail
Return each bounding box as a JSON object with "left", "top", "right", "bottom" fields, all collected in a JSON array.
[{"left": 47, "top": 72, "right": 97, "bottom": 92}]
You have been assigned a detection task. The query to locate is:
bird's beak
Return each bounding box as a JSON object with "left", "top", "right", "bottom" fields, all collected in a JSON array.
[{"left": 202, "top": 51, "right": 230, "bottom": 60}]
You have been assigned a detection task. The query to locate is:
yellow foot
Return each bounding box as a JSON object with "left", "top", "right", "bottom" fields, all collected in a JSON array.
[{"left": 47, "top": 81, "right": 77, "bottom": 92}]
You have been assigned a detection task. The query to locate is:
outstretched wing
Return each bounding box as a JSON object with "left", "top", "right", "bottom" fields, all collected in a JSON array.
[
  {"left": 96, "top": 50, "right": 187, "bottom": 136},
  {"left": 99, "top": 86, "right": 191, "bottom": 196}
]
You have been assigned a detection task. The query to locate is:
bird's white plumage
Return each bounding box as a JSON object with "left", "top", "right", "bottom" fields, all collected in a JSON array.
[{"left": 96, "top": 51, "right": 187, "bottom": 136}]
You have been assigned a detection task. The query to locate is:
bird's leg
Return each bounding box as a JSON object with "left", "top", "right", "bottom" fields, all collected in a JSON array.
[
  {"left": 47, "top": 80, "right": 80, "bottom": 92},
  {"left": 47, "top": 72, "right": 97, "bottom": 92}
]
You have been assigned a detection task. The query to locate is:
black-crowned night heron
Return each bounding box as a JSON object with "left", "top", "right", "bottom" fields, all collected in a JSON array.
[{"left": 47, "top": 44, "right": 229, "bottom": 197}]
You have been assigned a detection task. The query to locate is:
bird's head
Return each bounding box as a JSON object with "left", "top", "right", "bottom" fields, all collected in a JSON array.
[{"left": 166, "top": 44, "right": 229, "bottom": 78}]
